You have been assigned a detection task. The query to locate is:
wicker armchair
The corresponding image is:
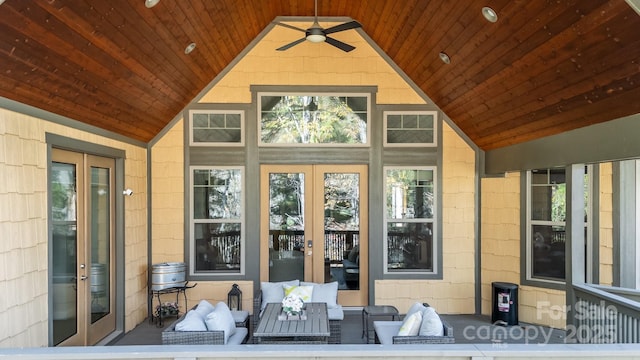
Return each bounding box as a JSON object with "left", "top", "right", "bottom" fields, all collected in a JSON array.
[
  {"left": 373, "top": 318, "right": 455, "bottom": 344},
  {"left": 161, "top": 312, "right": 248, "bottom": 345},
  {"left": 253, "top": 290, "right": 342, "bottom": 344}
]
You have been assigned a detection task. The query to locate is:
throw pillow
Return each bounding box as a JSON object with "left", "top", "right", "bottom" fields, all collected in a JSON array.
[
  {"left": 193, "top": 299, "right": 215, "bottom": 318},
  {"left": 406, "top": 301, "right": 427, "bottom": 319},
  {"left": 174, "top": 310, "right": 207, "bottom": 331},
  {"left": 301, "top": 281, "right": 338, "bottom": 308},
  {"left": 204, "top": 302, "right": 237, "bottom": 344},
  {"left": 419, "top": 307, "right": 444, "bottom": 337},
  {"left": 261, "top": 280, "right": 300, "bottom": 310},
  {"left": 283, "top": 284, "right": 314, "bottom": 302},
  {"left": 397, "top": 310, "right": 422, "bottom": 336}
]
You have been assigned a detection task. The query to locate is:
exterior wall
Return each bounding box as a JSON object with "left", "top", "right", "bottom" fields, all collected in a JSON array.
[
  {"left": 151, "top": 23, "right": 476, "bottom": 313},
  {"left": 598, "top": 162, "right": 614, "bottom": 286},
  {"left": 375, "top": 122, "right": 477, "bottom": 314},
  {"left": 0, "top": 108, "right": 148, "bottom": 347}
]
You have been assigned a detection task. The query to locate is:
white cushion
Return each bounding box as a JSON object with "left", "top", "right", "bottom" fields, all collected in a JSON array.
[
  {"left": 204, "top": 302, "right": 236, "bottom": 344},
  {"left": 174, "top": 310, "right": 206, "bottom": 331},
  {"left": 261, "top": 280, "right": 299, "bottom": 310},
  {"left": 231, "top": 310, "right": 249, "bottom": 324},
  {"left": 327, "top": 305, "right": 344, "bottom": 321},
  {"left": 283, "top": 284, "right": 314, "bottom": 302},
  {"left": 227, "top": 327, "right": 248, "bottom": 345},
  {"left": 397, "top": 310, "right": 422, "bottom": 336},
  {"left": 373, "top": 321, "right": 402, "bottom": 345},
  {"left": 301, "top": 281, "right": 338, "bottom": 308},
  {"left": 406, "top": 301, "right": 427, "bottom": 319},
  {"left": 419, "top": 307, "right": 444, "bottom": 336},
  {"left": 193, "top": 299, "right": 215, "bottom": 318}
]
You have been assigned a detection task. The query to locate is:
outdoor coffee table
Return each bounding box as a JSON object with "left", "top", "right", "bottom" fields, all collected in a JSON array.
[{"left": 253, "top": 302, "right": 330, "bottom": 344}]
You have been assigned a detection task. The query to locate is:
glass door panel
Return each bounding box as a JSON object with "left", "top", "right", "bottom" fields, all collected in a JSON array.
[
  {"left": 51, "top": 160, "right": 82, "bottom": 346},
  {"left": 86, "top": 155, "right": 115, "bottom": 345},
  {"left": 262, "top": 165, "right": 313, "bottom": 282}
]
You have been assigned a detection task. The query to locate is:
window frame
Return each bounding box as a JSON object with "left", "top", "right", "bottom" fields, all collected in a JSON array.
[
  {"left": 188, "top": 109, "right": 245, "bottom": 147},
  {"left": 383, "top": 110, "right": 438, "bottom": 147},
  {"left": 523, "top": 166, "right": 593, "bottom": 289},
  {"left": 382, "top": 165, "right": 438, "bottom": 275},
  {"left": 257, "top": 92, "right": 371, "bottom": 147},
  {"left": 188, "top": 165, "right": 246, "bottom": 276}
]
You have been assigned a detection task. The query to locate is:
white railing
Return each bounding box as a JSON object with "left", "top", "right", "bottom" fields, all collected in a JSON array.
[
  {"left": 572, "top": 283, "right": 640, "bottom": 343},
  {"left": 2, "top": 343, "right": 640, "bottom": 360}
]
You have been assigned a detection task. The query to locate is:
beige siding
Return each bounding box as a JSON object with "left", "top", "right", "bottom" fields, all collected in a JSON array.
[
  {"left": 0, "top": 108, "right": 148, "bottom": 347},
  {"left": 151, "top": 22, "right": 432, "bottom": 306},
  {"left": 480, "top": 172, "right": 568, "bottom": 329},
  {"left": 375, "top": 122, "right": 476, "bottom": 314}
]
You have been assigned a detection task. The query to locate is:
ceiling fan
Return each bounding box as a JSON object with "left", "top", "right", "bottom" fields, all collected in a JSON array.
[{"left": 275, "top": 0, "right": 362, "bottom": 52}]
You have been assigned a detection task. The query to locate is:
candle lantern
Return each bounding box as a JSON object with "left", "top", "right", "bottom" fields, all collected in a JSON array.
[{"left": 227, "top": 283, "right": 242, "bottom": 311}]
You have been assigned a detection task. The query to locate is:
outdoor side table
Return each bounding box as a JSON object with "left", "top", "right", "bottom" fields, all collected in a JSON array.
[{"left": 362, "top": 305, "right": 399, "bottom": 343}]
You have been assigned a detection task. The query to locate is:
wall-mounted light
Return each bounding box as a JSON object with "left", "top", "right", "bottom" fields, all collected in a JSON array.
[{"left": 123, "top": 188, "right": 134, "bottom": 196}]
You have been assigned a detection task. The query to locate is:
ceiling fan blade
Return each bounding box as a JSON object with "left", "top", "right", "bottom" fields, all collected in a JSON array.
[
  {"left": 276, "top": 37, "right": 307, "bottom": 51},
  {"left": 323, "top": 20, "right": 362, "bottom": 35},
  {"left": 325, "top": 37, "right": 355, "bottom": 52},
  {"left": 274, "top": 22, "right": 307, "bottom": 33}
]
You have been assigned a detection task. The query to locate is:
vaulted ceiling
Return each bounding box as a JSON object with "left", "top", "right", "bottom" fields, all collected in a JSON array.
[{"left": 1, "top": 0, "right": 639, "bottom": 150}]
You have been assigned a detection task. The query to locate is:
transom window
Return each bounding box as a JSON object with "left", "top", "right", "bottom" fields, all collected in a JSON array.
[
  {"left": 383, "top": 167, "right": 436, "bottom": 273},
  {"left": 189, "top": 110, "right": 244, "bottom": 146},
  {"left": 258, "top": 93, "right": 369, "bottom": 146},
  {"left": 384, "top": 111, "right": 437, "bottom": 147}
]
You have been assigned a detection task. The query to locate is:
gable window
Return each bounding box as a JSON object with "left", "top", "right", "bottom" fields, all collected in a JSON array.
[
  {"left": 384, "top": 111, "right": 437, "bottom": 147},
  {"left": 190, "top": 166, "right": 244, "bottom": 275},
  {"left": 189, "top": 110, "right": 244, "bottom": 146},
  {"left": 384, "top": 167, "right": 436, "bottom": 273},
  {"left": 258, "top": 93, "right": 369, "bottom": 146},
  {"left": 525, "top": 167, "right": 591, "bottom": 285}
]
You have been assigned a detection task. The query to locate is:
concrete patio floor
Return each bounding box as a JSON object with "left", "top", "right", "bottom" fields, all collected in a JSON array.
[{"left": 111, "top": 309, "right": 567, "bottom": 346}]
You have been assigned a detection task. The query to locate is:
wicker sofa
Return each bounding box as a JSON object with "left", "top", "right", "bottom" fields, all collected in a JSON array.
[
  {"left": 162, "top": 301, "right": 249, "bottom": 345},
  {"left": 373, "top": 303, "right": 455, "bottom": 344},
  {"left": 253, "top": 280, "right": 343, "bottom": 344}
]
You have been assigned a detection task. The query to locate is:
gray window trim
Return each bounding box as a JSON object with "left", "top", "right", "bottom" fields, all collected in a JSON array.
[{"left": 520, "top": 165, "right": 599, "bottom": 290}]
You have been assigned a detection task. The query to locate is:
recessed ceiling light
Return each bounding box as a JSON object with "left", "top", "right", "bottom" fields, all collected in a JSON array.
[
  {"left": 184, "top": 42, "right": 196, "bottom": 55},
  {"left": 482, "top": 6, "right": 498, "bottom": 23},
  {"left": 145, "top": 0, "right": 160, "bottom": 8},
  {"left": 439, "top": 52, "right": 451, "bottom": 64}
]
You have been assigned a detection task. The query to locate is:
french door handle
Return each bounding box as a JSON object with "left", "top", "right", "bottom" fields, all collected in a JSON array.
[{"left": 79, "top": 275, "right": 88, "bottom": 281}]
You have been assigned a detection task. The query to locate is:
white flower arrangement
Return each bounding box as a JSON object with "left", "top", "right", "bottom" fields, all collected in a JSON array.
[{"left": 281, "top": 294, "right": 304, "bottom": 315}]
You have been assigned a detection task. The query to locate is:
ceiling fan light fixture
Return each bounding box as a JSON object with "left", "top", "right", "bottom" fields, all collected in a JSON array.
[
  {"left": 306, "top": 34, "right": 326, "bottom": 43},
  {"left": 482, "top": 6, "right": 498, "bottom": 23},
  {"left": 306, "top": 25, "right": 326, "bottom": 43},
  {"left": 439, "top": 52, "right": 451, "bottom": 64},
  {"left": 145, "top": 0, "right": 160, "bottom": 8}
]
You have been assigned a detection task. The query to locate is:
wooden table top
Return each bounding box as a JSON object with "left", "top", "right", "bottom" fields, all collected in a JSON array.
[{"left": 253, "top": 302, "right": 330, "bottom": 339}]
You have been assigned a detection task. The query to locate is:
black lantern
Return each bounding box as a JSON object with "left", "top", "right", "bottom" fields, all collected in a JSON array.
[{"left": 227, "top": 283, "right": 242, "bottom": 311}]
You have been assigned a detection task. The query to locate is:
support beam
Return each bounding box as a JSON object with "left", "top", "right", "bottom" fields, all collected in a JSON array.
[{"left": 565, "top": 164, "right": 586, "bottom": 328}]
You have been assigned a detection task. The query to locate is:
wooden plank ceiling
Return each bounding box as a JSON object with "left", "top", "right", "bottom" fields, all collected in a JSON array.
[{"left": 0, "top": 0, "right": 638, "bottom": 150}]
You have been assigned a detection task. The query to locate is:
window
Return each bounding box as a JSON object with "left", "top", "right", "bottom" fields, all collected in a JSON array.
[
  {"left": 384, "top": 167, "right": 436, "bottom": 273},
  {"left": 189, "top": 110, "right": 244, "bottom": 146},
  {"left": 384, "top": 111, "right": 437, "bottom": 147},
  {"left": 525, "top": 167, "right": 591, "bottom": 284},
  {"left": 258, "top": 93, "right": 369, "bottom": 146},
  {"left": 190, "top": 167, "right": 244, "bottom": 275}
]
